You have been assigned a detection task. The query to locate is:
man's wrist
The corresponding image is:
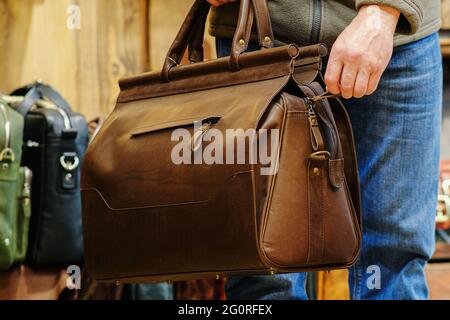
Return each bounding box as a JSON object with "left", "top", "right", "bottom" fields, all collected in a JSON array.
[{"left": 359, "top": 4, "right": 400, "bottom": 33}]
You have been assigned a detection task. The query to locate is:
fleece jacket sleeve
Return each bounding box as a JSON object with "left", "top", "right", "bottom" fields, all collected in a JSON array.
[{"left": 355, "top": 0, "right": 425, "bottom": 35}]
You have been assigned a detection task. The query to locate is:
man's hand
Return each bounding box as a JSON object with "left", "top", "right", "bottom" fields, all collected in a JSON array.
[
  {"left": 207, "top": 0, "right": 237, "bottom": 8},
  {"left": 324, "top": 5, "right": 400, "bottom": 99}
]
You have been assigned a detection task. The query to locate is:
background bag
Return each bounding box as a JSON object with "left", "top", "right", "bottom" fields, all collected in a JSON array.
[
  {"left": 82, "top": 0, "right": 362, "bottom": 283},
  {"left": 0, "top": 99, "right": 31, "bottom": 269},
  {"left": 10, "top": 83, "right": 88, "bottom": 267}
]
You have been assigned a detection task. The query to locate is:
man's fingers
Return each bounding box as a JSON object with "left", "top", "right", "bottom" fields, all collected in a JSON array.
[
  {"left": 339, "top": 64, "right": 358, "bottom": 99},
  {"left": 207, "top": 0, "right": 220, "bottom": 7},
  {"left": 207, "top": 0, "right": 234, "bottom": 7},
  {"left": 324, "top": 59, "right": 343, "bottom": 95},
  {"left": 353, "top": 70, "right": 369, "bottom": 98},
  {"left": 366, "top": 70, "right": 382, "bottom": 95}
]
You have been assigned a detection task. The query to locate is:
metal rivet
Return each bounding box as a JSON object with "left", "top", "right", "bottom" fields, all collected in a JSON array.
[
  {"left": 115, "top": 280, "right": 121, "bottom": 286},
  {"left": 65, "top": 173, "right": 73, "bottom": 181},
  {"left": 313, "top": 168, "right": 320, "bottom": 175},
  {"left": 264, "top": 36, "right": 271, "bottom": 43},
  {"left": 2, "top": 163, "right": 8, "bottom": 170},
  {"left": 239, "top": 39, "right": 245, "bottom": 46},
  {"left": 4, "top": 238, "right": 10, "bottom": 246}
]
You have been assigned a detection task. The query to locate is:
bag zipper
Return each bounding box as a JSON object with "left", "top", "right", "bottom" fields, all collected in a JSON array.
[
  {"left": 305, "top": 97, "right": 322, "bottom": 151},
  {"left": 22, "top": 167, "right": 32, "bottom": 207},
  {"left": 310, "top": 0, "right": 322, "bottom": 44},
  {"left": 191, "top": 117, "right": 221, "bottom": 152},
  {"left": 0, "top": 101, "right": 16, "bottom": 166},
  {"left": 0, "top": 102, "right": 11, "bottom": 151},
  {"left": 303, "top": 83, "right": 339, "bottom": 159}
]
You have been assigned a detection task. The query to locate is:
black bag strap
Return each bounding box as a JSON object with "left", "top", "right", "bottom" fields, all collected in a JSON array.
[{"left": 11, "top": 82, "right": 73, "bottom": 116}]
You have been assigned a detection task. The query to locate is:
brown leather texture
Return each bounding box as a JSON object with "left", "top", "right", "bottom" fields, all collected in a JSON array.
[{"left": 81, "top": 0, "right": 361, "bottom": 283}]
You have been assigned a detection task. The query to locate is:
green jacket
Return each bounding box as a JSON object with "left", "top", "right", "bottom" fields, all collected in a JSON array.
[{"left": 209, "top": 0, "right": 441, "bottom": 48}]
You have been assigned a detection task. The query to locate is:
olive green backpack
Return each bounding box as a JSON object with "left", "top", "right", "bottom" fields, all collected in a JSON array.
[{"left": 0, "top": 97, "right": 32, "bottom": 270}]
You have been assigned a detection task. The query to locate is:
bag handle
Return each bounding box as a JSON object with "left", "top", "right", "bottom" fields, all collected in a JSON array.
[
  {"left": 10, "top": 82, "right": 76, "bottom": 136},
  {"left": 161, "top": 0, "right": 274, "bottom": 81},
  {"left": 11, "top": 82, "right": 73, "bottom": 116}
]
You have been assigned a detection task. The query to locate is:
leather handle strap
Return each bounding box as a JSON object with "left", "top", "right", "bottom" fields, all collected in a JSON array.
[
  {"left": 187, "top": 1, "right": 211, "bottom": 64},
  {"left": 189, "top": 0, "right": 274, "bottom": 66},
  {"left": 12, "top": 82, "right": 73, "bottom": 116},
  {"left": 229, "top": 0, "right": 254, "bottom": 71},
  {"left": 162, "top": 0, "right": 210, "bottom": 81},
  {"left": 37, "top": 83, "right": 73, "bottom": 113},
  {"left": 162, "top": 0, "right": 274, "bottom": 81},
  {"left": 252, "top": 0, "right": 274, "bottom": 48}
]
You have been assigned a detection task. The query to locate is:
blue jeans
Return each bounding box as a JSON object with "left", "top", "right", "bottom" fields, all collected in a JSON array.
[{"left": 216, "top": 32, "right": 442, "bottom": 300}]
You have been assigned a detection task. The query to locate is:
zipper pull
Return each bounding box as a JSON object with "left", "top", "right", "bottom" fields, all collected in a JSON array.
[
  {"left": 191, "top": 122, "right": 212, "bottom": 152},
  {"left": 22, "top": 168, "right": 33, "bottom": 206},
  {"left": 306, "top": 97, "right": 319, "bottom": 127},
  {"left": 0, "top": 148, "right": 15, "bottom": 170},
  {"left": 305, "top": 97, "right": 323, "bottom": 151}
]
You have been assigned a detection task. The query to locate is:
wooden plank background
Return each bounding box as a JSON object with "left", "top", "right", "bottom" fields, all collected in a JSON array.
[{"left": 0, "top": 0, "right": 149, "bottom": 120}]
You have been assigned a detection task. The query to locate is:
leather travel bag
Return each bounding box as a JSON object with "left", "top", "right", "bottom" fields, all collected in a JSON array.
[
  {"left": 82, "top": 0, "right": 362, "bottom": 283},
  {"left": 9, "top": 83, "right": 88, "bottom": 267},
  {"left": 0, "top": 98, "right": 32, "bottom": 270}
]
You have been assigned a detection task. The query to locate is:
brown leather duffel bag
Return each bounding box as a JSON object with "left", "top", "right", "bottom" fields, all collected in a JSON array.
[{"left": 81, "top": 0, "right": 362, "bottom": 283}]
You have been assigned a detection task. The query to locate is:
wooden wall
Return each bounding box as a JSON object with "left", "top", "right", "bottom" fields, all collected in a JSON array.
[{"left": 0, "top": 0, "right": 149, "bottom": 120}]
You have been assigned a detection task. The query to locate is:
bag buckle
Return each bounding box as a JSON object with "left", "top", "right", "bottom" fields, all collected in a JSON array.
[
  {"left": 60, "top": 152, "right": 80, "bottom": 171},
  {"left": 0, "top": 148, "right": 16, "bottom": 169},
  {"left": 309, "top": 150, "right": 331, "bottom": 160}
]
